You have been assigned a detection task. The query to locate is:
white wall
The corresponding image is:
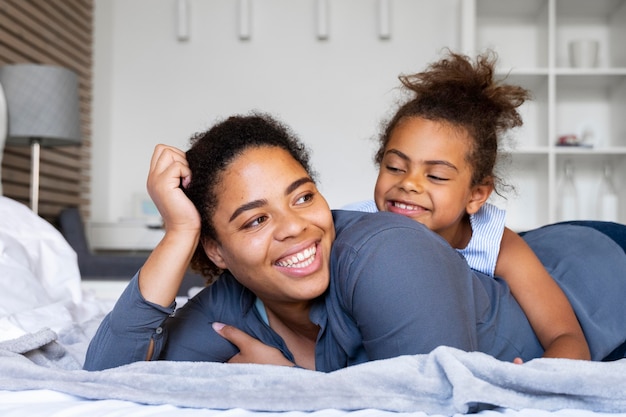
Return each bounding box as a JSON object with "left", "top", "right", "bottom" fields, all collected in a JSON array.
[{"left": 91, "top": 0, "right": 462, "bottom": 222}]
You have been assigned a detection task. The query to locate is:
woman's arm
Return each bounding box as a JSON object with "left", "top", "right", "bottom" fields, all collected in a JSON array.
[
  {"left": 83, "top": 273, "right": 175, "bottom": 370},
  {"left": 495, "top": 227, "right": 590, "bottom": 361},
  {"left": 84, "top": 145, "right": 202, "bottom": 370},
  {"left": 140, "top": 144, "right": 201, "bottom": 307}
]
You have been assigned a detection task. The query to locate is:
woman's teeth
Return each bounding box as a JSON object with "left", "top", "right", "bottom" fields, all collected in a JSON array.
[{"left": 276, "top": 246, "right": 316, "bottom": 268}]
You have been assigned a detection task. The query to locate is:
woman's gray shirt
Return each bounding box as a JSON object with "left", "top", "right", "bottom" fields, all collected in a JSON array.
[{"left": 84, "top": 210, "right": 626, "bottom": 371}]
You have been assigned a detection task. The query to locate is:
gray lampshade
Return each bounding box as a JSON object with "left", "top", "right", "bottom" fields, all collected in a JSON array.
[{"left": 0, "top": 64, "right": 82, "bottom": 146}]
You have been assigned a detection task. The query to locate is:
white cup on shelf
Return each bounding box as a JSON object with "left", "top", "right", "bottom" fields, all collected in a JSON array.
[{"left": 569, "top": 40, "right": 599, "bottom": 68}]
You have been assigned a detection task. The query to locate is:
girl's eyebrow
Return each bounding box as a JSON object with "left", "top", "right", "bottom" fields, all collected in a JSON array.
[
  {"left": 385, "top": 148, "right": 410, "bottom": 161},
  {"left": 386, "top": 148, "right": 458, "bottom": 171},
  {"left": 229, "top": 176, "right": 314, "bottom": 222},
  {"left": 424, "top": 160, "right": 458, "bottom": 171}
]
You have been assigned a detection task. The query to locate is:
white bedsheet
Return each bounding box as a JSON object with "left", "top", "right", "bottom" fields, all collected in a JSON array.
[{"left": 0, "top": 390, "right": 622, "bottom": 417}]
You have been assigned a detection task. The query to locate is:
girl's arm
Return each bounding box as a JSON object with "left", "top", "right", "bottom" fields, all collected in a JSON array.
[{"left": 495, "top": 227, "right": 590, "bottom": 361}]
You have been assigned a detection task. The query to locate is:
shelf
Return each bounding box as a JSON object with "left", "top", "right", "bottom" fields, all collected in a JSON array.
[
  {"left": 556, "top": 74, "right": 625, "bottom": 148},
  {"left": 508, "top": 147, "right": 626, "bottom": 155},
  {"left": 475, "top": 0, "right": 549, "bottom": 69},
  {"left": 554, "top": 147, "right": 626, "bottom": 155},
  {"left": 496, "top": 70, "right": 548, "bottom": 85},
  {"left": 477, "top": 0, "right": 547, "bottom": 19},
  {"left": 495, "top": 152, "right": 550, "bottom": 231},
  {"left": 470, "top": 0, "right": 626, "bottom": 227},
  {"left": 555, "top": 0, "right": 625, "bottom": 18},
  {"left": 555, "top": 71, "right": 626, "bottom": 93},
  {"left": 554, "top": 155, "right": 624, "bottom": 222},
  {"left": 555, "top": 0, "right": 626, "bottom": 68},
  {"left": 509, "top": 148, "right": 550, "bottom": 155},
  {"left": 554, "top": 68, "right": 626, "bottom": 76}
]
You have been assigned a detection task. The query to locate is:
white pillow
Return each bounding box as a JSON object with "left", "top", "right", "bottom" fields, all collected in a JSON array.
[{"left": 0, "top": 196, "right": 82, "bottom": 339}]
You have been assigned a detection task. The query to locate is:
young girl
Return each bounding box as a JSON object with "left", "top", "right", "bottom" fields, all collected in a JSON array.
[{"left": 346, "top": 50, "right": 591, "bottom": 362}]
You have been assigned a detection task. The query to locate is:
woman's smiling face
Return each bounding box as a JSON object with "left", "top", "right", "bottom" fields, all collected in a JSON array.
[{"left": 204, "top": 146, "right": 335, "bottom": 307}]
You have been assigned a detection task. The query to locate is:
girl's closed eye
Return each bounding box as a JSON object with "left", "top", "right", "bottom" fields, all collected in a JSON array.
[
  {"left": 426, "top": 164, "right": 456, "bottom": 182},
  {"left": 385, "top": 164, "right": 405, "bottom": 174},
  {"left": 427, "top": 173, "right": 449, "bottom": 181}
]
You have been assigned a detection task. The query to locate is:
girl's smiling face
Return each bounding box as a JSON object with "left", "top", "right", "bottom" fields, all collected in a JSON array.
[
  {"left": 204, "top": 146, "right": 335, "bottom": 308},
  {"left": 374, "top": 117, "right": 490, "bottom": 244}
]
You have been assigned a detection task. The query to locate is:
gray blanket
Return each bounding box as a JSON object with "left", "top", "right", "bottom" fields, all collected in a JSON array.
[{"left": 1, "top": 329, "right": 625, "bottom": 415}]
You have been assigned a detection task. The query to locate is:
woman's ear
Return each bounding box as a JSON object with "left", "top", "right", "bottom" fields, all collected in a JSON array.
[
  {"left": 466, "top": 181, "right": 494, "bottom": 215},
  {"left": 203, "top": 239, "right": 228, "bottom": 269}
]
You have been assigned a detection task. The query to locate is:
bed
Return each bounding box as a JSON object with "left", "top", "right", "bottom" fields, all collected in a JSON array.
[{"left": 1, "top": 195, "right": 626, "bottom": 417}]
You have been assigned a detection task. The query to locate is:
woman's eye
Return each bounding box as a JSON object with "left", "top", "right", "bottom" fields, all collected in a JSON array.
[
  {"left": 244, "top": 215, "right": 268, "bottom": 229},
  {"left": 295, "top": 192, "right": 314, "bottom": 205}
]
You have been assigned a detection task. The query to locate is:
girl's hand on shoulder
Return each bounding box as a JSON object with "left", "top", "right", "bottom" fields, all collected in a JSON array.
[
  {"left": 212, "top": 322, "right": 296, "bottom": 367},
  {"left": 147, "top": 144, "right": 200, "bottom": 234}
]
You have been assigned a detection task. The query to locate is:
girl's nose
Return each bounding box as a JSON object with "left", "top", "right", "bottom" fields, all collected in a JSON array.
[{"left": 399, "top": 173, "right": 423, "bottom": 194}]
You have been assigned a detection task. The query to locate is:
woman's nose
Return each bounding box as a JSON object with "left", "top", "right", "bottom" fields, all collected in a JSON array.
[{"left": 274, "top": 209, "right": 308, "bottom": 241}]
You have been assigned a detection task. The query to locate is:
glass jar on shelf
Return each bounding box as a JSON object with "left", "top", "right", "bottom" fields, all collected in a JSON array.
[
  {"left": 597, "top": 162, "right": 619, "bottom": 222},
  {"left": 558, "top": 160, "right": 578, "bottom": 221}
]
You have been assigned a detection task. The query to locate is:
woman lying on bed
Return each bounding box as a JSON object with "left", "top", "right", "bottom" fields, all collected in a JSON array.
[{"left": 84, "top": 113, "right": 626, "bottom": 372}]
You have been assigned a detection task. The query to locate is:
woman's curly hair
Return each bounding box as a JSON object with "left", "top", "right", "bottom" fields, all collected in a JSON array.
[
  {"left": 376, "top": 49, "right": 531, "bottom": 196},
  {"left": 183, "top": 112, "right": 316, "bottom": 282}
]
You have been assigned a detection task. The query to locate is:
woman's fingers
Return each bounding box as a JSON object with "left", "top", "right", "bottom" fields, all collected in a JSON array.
[
  {"left": 149, "top": 144, "right": 186, "bottom": 171},
  {"left": 212, "top": 322, "right": 295, "bottom": 367},
  {"left": 148, "top": 145, "right": 191, "bottom": 191},
  {"left": 212, "top": 322, "right": 256, "bottom": 347},
  {"left": 146, "top": 144, "right": 199, "bottom": 232}
]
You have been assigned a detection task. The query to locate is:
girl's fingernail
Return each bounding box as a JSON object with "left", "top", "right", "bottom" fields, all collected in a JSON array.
[{"left": 212, "top": 322, "right": 225, "bottom": 331}]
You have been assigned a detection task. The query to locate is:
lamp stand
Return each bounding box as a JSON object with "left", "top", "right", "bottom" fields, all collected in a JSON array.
[{"left": 30, "top": 138, "right": 41, "bottom": 214}]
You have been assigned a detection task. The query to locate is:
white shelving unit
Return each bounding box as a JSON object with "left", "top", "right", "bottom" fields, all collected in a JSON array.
[{"left": 461, "top": 0, "right": 626, "bottom": 231}]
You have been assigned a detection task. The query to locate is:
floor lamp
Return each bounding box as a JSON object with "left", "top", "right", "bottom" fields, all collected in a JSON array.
[{"left": 0, "top": 64, "right": 82, "bottom": 214}]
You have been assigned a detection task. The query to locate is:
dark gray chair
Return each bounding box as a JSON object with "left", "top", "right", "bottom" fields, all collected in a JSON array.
[{"left": 57, "top": 207, "right": 205, "bottom": 296}]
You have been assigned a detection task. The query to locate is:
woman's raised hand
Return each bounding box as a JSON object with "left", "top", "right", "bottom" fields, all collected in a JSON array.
[
  {"left": 140, "top": 145, "right": 202, "bottom": 307},
  {"left": 147, "top": 144, "right": 200, "bottom": 233}
]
